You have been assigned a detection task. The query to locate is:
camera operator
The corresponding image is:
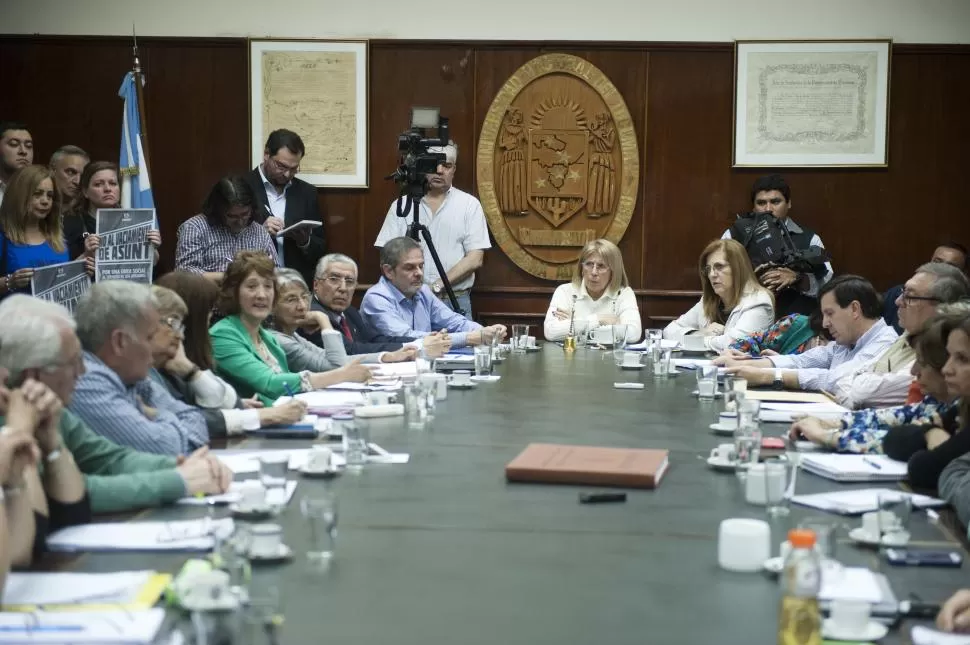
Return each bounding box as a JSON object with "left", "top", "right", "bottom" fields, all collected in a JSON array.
[
  {"left": 722, "top": 174, "right": 834, "bottom": 318},
  {"left": 374, "top": 141, "right": 491, "bottom": 320}
]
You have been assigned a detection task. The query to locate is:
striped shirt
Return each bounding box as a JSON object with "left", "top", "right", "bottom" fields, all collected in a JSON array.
[
  {"left": 374, "top": 187, "right": 491, "bottom": 291},
  {"left": 69, "top": 352, "right": 209, "bottom": 455},
  {"left": 175, "top": 214, "right": 280, "bottom": 274}
]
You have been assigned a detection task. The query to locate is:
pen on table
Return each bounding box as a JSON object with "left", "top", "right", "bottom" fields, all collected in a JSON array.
[
  {"left": 862, "top": 457, "right": 883, "bottom": 470},
  {"left": 926, "top": 508, "right": 940, "bottom": 523}
]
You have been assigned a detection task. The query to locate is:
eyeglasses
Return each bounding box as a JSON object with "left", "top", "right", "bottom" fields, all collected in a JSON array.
[
  {"left": 322, "top": 274, "right": 357, "bottom": 288},
  {"left": 161, "top": 316, "right": 185, "bottom": 335},
  {"left": 900, "top": 292, "right": 940, "bottom": 306},
  {"left": 582, "top": 261, "right": 609, "bottom": 273},
  {"left": 704, "top": 262, "right": 730, "bottom": 275},
  {"left": 268, "top": 156, "right": 300, "bottom": 176},
  {"left": 280, "top": 293, "right": 310, "bottom": 306}
]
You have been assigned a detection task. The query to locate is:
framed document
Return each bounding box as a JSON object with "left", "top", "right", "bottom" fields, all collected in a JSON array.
[
  {"left": 733, "top": 40, "right": 891, "bottom": 167},
  {"left": 249, "top": 39, "right": 368, "bottom": 187}
]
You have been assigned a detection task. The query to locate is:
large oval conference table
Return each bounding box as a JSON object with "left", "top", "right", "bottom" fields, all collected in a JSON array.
[{"left": 62, "top": 346, "right": 969, "bottom": 644}]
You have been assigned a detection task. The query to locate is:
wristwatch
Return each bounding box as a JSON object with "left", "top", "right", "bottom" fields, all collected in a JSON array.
[
  {"left": 432, "top": 280, "right": 443, "bottom": 294},
  {"left": 772, "top": 369, "right": 785, "bottom": 390}
]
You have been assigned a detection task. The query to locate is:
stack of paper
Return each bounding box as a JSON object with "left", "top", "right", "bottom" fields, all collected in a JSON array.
[
  {"left": 799, "top": 454, "right": 908, "bottom": 482},
  {"left": 759, "top": 401, "right": 849, "bottom": 423},
  {"left": 791, "top": 487, "right": 945, "bottom": 514},
  {"left": 670, "top": 358, "right": 716, "bottom": 369},
  {"left": 212, "top": 449, "right": 311, "bottom": 474},
  {"left": 46, "top": 518, "right": 234, "bottom": 553},
  {"left": 912, "top": 625, "right": 970, "bottom": 645},
  {"left": 2, "top": 571, "right": 169, "bottom": 610},
  {"left": 818, "top": 567, "right": 884, "bottom": 603},
  {"left": 176, "top": 480, "right": 298, "bottom": 507},
  {"left": 275, "top": 390, "right": 365, "bottom": 410},
  {"left": 0, "top": 609, "right": 165, "bottom": 643},
  {"left": 326, "top": 381, "right": 401, "bottom": 391}
]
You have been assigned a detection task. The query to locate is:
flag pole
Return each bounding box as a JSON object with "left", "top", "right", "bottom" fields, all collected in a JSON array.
[{"left": 132, "top": 25, "right": 150, "bottom": 169}]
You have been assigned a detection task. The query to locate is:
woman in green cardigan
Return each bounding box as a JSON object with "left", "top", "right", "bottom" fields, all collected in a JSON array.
[{"left": 209, "top": 250, "right": 371, "bottom": 404}]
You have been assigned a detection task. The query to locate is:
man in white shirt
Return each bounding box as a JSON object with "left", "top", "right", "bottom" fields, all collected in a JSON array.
[
  {"left": 718, "top": 275, "right": 897, "bottom": 397},
  {"left": 0, "top": 121, "right": 33, "bottom": 208},
  {"left": 374, "top": 141, "right": 491, "bottom": 319}
]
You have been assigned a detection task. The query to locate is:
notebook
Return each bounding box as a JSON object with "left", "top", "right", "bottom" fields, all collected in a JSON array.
[
  {"left": 798, "top": 454, "right": 908, "bottom": 482},
  {"left": 0, "top": 609, "right": 165, "bottom": 643},
  {"left": 46, "top": 518, "right": 234, "bottom": 553},
  {"left": 505, "top": 443, "right": 669, "bottom": 489},
  {"left": 1, "top": 571, "right": 171, "bottom": 611},
  {"left": 791, "top": 487, "right": 945, "bottom": 514}
]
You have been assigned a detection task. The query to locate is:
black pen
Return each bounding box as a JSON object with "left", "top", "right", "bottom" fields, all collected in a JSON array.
[{"left": 862, "top": 457, "right": 883, "bottom": 470}]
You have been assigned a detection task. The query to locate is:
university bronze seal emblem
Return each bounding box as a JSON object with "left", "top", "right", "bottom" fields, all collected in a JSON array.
[{"left": 477, "top": 54, "right": 640, "bottom": 280}]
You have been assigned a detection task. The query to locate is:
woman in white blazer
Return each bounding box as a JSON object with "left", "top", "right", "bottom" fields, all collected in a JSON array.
[
  {"left": 544, "top": 239, "right": 642, "bottom": 343},
  {"left": 664, "top": 238, "right": 774, "bottom": 352}
]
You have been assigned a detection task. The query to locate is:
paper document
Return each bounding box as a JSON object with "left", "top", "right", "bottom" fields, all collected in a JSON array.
[
  {"left": 371, "top": 362, "right": 417, "bottom": 377},
  {"left": 2, "top": 571, "right": 164, "bottom": 608},
  {"left": 0, "top": 608, "right": 165, "bottom": 643},
  {"left": 279, "top": 390, "right": 365, "bottom": 408},
  {"left": 627, "top": 339, "right": 679, "bottom": 351},
  {"left": 326, "top": 381, "right": 401, "bottom": 391},
  {"left": 276, "top": 219, "right": 321, "bottom": 237},
  {"left": 818, "top": 567, "right": 884, "bottom": 603},
  {"left": 912, "top": 625, "right": 970, "bottom": 645},
  {"left": 799, "top": 454, "right": 908, "bottom": 482},
  {"left": 745, "top": 390, "right": 835, "bottom": 404},
  {"left": 791, "top": 487, "right": 945, "bottom": 515},
  {"left": 47, "top": 518, "right": 234, "bottom": 553},
  {"left": 212, "top": 449, "right": 311, "bottom": 474},
  {"left": 177, "top": 480, "right": 297, "bottom": 507},
  {"left": 758, "top": 401, "right": 849, "bottom": 423}
]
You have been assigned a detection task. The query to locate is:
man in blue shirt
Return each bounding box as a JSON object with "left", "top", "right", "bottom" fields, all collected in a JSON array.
[{"left": 361, "top": 237, "right": 506, "bottom": 349}]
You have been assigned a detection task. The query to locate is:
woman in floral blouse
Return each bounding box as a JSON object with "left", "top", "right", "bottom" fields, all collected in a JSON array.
[
  {"left": 725, "top": 312, "right": 826, "bottom": 358},
  {"left": 789, "top": 319, "right": 955, "bottom": 453}
]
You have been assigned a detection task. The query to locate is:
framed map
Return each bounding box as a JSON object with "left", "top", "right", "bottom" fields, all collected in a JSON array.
[
  {"left": 249, "top": 39, "right": 368, "bottom": 187},
  {"left": 733, "top": 40, "right": 891, "bottom": 167}
]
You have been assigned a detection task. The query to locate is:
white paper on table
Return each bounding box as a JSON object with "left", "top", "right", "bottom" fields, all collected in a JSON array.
[
  {"left": 176, "top": 480, "right": 297, "bottom": 507},
  {"left": 371, "top": 362, "right": 417, "bottom": 377},
  {"left": 2, "top": 571, "right": 156, "bottom": 606},
  {"left": 46, "top": 518, "right": 234, "bottom": 553},
  {"left": 670, "top": 358, "right": 714, "bottom": 369},
  {"left": 211, "top": 449, "right": 311, "bottom": 474},
  {"left": 912, "top": 625, "right": 970, "bottom": 645},
  {"left": 791, "top": 487, "right": 945, "bottom": 515},
  {"left": 0, "top": 609, "right": 165, "bottom": 644},
  {"left": 759, "top": 401, "right": 849, "bottom": 423},
  {"left": 288, "top": 443, "right": 409, "bottom": 469},
  {"left": 627, "top": 339, "right": 680, "bottom": 351},
  {"left": 326, "top": 381, "right": 401, "bottom": 391},
  {"left": 286, "top": 390, "right": 366, "bottom": 408},
  {"left": 818, "top": 566, "right": 884, "bottom": 603},
  {"left": 799, "top": 453, "right": 908, "bottom": 481}
]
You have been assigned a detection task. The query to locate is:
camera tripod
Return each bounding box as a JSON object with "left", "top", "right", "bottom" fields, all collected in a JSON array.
[{"left": 395, "top": 184, "right": 464, "bottom": 315}]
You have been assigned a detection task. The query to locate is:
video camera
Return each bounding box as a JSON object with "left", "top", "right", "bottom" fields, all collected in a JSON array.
[
  {"left": 731, "top": 211, "right": 830, "bottom": 276},
  {"left": 386, "top": 106, "right": 450, "bottom": 206}
]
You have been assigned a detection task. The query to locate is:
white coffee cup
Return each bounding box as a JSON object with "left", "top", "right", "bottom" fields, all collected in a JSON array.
[
  {"left": 180, "top": 570, "right": 232, "bottom": 608},
  {"left": 526, "top": 335, "right": 537, "bottom": 348},
  {"left": 420, "top": 373, "right": 447, "bottom": 400},
  {"left": 236, "top": 480, "right": 267, "bottom": 510},
  {"left": 449, "top": 370, "right": 472, "bottom": 386},
  {"left": 366, "top": 391, "right": 391, "bottom": 406},
  {"left": 622, "top": 351, "right": 641, "bottom": 367},
  {"left": 830, "top": 600, "right": 872, "bottom": 636},
  {"left": 307, "top": 445, "right": 333, "bottom": 471},
  {"left": 248, "top": 523, "right": 283, "bottom": 557},
  {"left": 861, "top": 510, "right": 902, "bottom": 538},
  {"left": 717, "top": 411, "right": 738, "bottom": 427},
  {"left": 710, "top": 443, "right": 736, "bottom": 462},
  {"left": 718, "top": 518, "right": 770, "bottom": 572},
  {"left": 744, "top": 464, "right": 786, "bottom": 505},
  {"left": 682, "top": 334, "right": 708, "bottom": 352}
]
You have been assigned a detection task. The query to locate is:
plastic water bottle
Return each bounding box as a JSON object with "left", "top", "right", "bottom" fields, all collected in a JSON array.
[{"left": 778, "top": 528, "right": 822, "bottom": 645}]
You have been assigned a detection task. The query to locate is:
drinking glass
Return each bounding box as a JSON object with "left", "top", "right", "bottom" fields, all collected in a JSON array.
[
  {"left": 653, "top": 347, "right": 671, "bottom": 378},
  {"left": 877, "top": 492, "right": 912, "bottom": 541},
  {"left": 238, "top": 585, "right": 282, "bottom": 645},
  {"left": 403, "top": 382, "right": 429, "bottom": 430},
  {"left": 343, "top": 417, "right": 367, "bottom": 471},
  {"left": 696, "top": 365, "right": 718, "bottom": 399},
  {"left": 611, "top": 324, "right": 629, "bottom": 366},
  {"left": 762, "top": 457, "right": 794, "bottom": 517},
  {"left": 511, "top": 324, "right": 529, "bottom": 352},
  {"left": 725, "top": 376, "right": 747, "bottom": 413},
  {"left": 301, "top": 493, "right": 339, "bottom": 562},
  {"left": 734, "top": 420, "right": 762, "bottom": 477},
  {"left": 738, "top": 398, "right": 762, "bottom": 426},
  {"left": 258, "top": 455, "right": 289, "bottom": 506},
  {"left": 474, "top": 345, "right": 493, "bottom": 376},
  {"left": 798, "top": 518, "right": 841, "bottom": 562}
]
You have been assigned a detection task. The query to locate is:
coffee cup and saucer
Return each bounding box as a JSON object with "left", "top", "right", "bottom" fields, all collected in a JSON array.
[
  {"left": 447, "top": 371, "right": 475, "bottom": 390},
  {"left": 245, "top": 523, "right": 293, "bottom": 563},
  {"left": 848, "top": 511, "right": 910, "bottom": 547},
  {"left": 300, "top": 445, "right": 341, "bottom": 480},
  {"left": 706, "top": 443, "right": 737, "bottom": 472},
  {"left": 709, "top": 412, "right": 737, "bottom": 435},
  {"left": 523, "top": 336, "right": 541, "bottom": 352},
  {"left": 619, "top": 352, "right": 643, "bottom": 370},
  {"left": 230, "top": 480, "right": 275, "bottom": 521},
  {"left": 822, "top": 600, "right": 889, "bottom": 642},
  {"left": 680, "top": 334, "right": 709, "bottom": 354},
  {"left": 175, "top": 570, "right": 241, "bottom": 612}
]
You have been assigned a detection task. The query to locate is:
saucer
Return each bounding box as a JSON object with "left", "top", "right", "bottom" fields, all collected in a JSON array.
[
  {"left": 524, "top": 346, "right": 541, "bottom": 353},
  {"left": 247, "top": 543, "right": 294, "bottom": 564},
  {"left": 706, "top": 456, "right": 737, "bottom": 472},
  {"left": 230, "top": 503, "right": 275, "bottom": 521},
  {"left": 447, "top": 382, "right": 476, "bottom": 390},
  {"left": 299, "top": 466, "right": 341, "bottom": 480},
  {"left": 848, "top": 527, "right": 910, "bottom": 547},
  {"left": 709, "top": 422, "right": 737, "bottom": 436},
  {"left": 620, "top": 364, "right": 644, "bottom": 370},
  {"left": 470, "top": 375, "right": 501, "bottom": 382},
  {"left": 691, "top": 390, "right": 723, "bottom": 399},
  {"left": 821, "top": 618, "right": 888, "bottom": 641}
]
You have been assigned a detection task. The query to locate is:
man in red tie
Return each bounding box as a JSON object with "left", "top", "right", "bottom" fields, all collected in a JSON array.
[{"left": 304, "top": 253, "right": 450, "bottom": 357}]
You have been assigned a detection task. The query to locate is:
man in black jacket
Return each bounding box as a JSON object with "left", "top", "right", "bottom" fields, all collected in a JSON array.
[
  {"left": 304, "top": 253, "right": 449, "bottom": 357},
  {"left": 245, "top": 129, "right": 325, "bottom": 287}
]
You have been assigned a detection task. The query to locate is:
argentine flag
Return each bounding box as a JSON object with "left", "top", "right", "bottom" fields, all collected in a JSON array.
[{"left": 118, "top": 72, "right": 156, "bottom": 224}]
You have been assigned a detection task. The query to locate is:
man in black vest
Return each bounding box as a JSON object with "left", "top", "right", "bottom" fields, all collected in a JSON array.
[
  {"left": 245, "top": 129, "right": 325, "bottom": 287},
  {"left": 304, "top": 253, "right": 450, "bottom": 359},
  {"left": 723, "top": 174, "right": 833, "bottom": 318}
]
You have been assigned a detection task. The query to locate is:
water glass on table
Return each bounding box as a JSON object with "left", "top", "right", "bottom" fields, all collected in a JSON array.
[
  {"left": 762, "top": 457, "right": 794, "bottom": 517},
  {"left": 511, "top": 324, "right": 529, "bottom": 352},
  {"left": 652, "top": 347, "right": 671, "bottom": 377},
  {"left": 301, "top": 493, "right": 339, "bottom": 563},
  {"left": 734, "top": 421, "right": 762, "bottom": 478},
  {"left": 343, "top": 417, "right": 367, "bottom": 471},
  {"left": 258, "top": 454, "right": 289, "bottom": 506},
  {"left": 611, "top": 324, "right": 629, "bottom": 366},
  {"left": 474, "top": 345, "right": 493, "bottom": 376},
  {"left": 696, "top": 365, "right": 718, "bottom": 399},
  {"left": 403, "top": 382, "right": 429, "bottom": 429}
]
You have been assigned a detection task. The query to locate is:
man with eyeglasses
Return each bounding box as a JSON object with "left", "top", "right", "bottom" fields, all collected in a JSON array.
[
  {"left": 306, "top": 253, "right": 451, "bottom": 358},
  {"left": 722, "top": 174, "right": 834, "bottom": 318},
  {"left": 244, "top": 129, "right": 325, "bottom": 287},
  {"left": 374, "top": 140, "right": 491, "bottom": 319},
  {"left": 884, "top": 243, "right": 968, "bottom": 332}
]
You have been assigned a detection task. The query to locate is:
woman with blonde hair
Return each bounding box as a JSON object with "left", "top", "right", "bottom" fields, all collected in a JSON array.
[
  {"left": 0, "top": 165, "right": 68, "bottom": 296},
  {"left": 544, "top": 238, "right": 641, "bottom": 343},
  {"left": 664, "top": 238, "right": 774, "bottom": 352}
]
